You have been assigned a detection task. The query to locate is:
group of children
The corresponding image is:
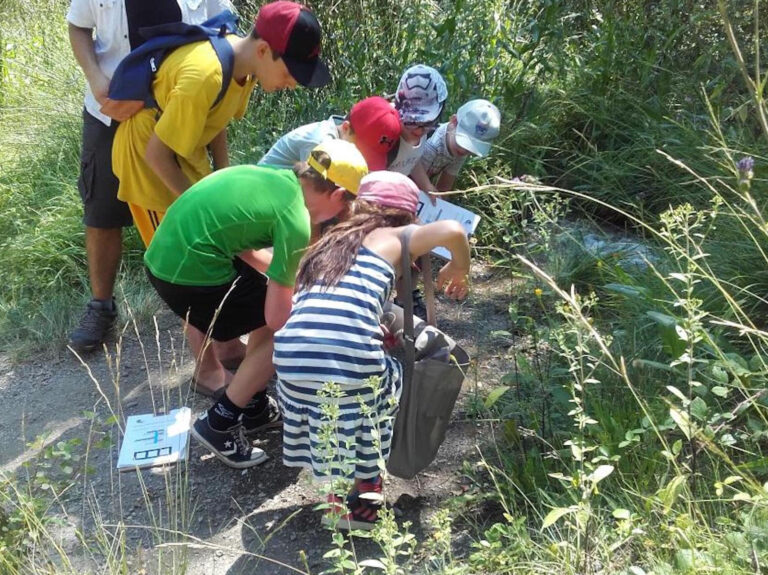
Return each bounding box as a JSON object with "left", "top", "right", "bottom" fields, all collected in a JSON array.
[{"left": 67, "top": 0, "right": 500, "bottom": 530}]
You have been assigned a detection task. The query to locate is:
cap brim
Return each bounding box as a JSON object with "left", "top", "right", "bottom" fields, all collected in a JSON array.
[
  {"left": 400, "top": 103, "right": 442, "bottom": 124},
  {"left": 355, "top": 144, "right": 386, "bottom": 171},
  {"left": 283, "top": 56, "right": 330, "bottom": 88},
  {"left": 455, "top": 132, "right": 491, "bottom": 157}
]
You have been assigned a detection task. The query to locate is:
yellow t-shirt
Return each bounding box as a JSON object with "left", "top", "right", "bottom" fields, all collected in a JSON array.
[{"left": 113, "top": 36, "right": 257, "bottom": 212}]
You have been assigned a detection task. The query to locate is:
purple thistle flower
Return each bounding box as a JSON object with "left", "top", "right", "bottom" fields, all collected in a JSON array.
[{"left": 737, "top": 156, "right": 754, "bottom": 174}]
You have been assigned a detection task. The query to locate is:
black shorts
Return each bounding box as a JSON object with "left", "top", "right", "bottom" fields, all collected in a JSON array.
[
  {"left": 147, "top": 258, "right": 268, "bottom": 341},
  {"left": 78, "top": 109, "right": 133, "bottom": 228}
]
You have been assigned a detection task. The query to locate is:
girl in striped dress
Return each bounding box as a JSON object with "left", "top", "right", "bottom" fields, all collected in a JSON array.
[{"left": 273, "top": 171, "right": 471, "bottom": 530}]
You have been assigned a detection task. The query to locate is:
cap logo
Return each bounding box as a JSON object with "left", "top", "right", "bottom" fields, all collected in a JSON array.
[
  {"left": 379, "top": 135, "right": 395, "bottom": 147},
  {"left": 403, "top": 71, "right": 434, "bottom": 92},
  {"left": 475, "top": 123, "right": 488, "bottom": 136}
]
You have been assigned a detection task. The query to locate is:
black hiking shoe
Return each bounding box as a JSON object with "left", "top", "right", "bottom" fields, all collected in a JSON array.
[
  {"left": 242, "top": 395, "right": 283, "bottom": 436},
  {"left": 68, "top": 298, "right": 118, "bottom": 352},
  {"left": 191, "top": 412, "right": 268, "bottom": 469}
]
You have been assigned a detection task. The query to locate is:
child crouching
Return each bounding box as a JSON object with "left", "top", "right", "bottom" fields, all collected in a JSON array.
[{"left": 272, "top": 171, "right": 471, "bottom": 530}]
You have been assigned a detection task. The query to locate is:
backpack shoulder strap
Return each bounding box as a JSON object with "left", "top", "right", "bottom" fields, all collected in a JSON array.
[{"left": 209, "top": 27, "right": 235, "bottom": 109}]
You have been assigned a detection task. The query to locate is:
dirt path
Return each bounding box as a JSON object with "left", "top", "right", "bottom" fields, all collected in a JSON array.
[{"left": 0, "top": 263, "right": 511, "bottom": 574}]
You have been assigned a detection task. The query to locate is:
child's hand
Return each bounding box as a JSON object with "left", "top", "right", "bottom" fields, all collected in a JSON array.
[{"left": 437, "top": 261, "right": 470, "bottom": 300}]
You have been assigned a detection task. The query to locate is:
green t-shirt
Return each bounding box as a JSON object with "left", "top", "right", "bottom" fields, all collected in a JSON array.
[{"left": 144, "top": 165, "right": 311, "bottom": 287}]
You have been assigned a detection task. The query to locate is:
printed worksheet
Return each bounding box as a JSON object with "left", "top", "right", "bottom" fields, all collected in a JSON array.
[
  {"left": 117, "top": 407, "right": 191, "bottom": 470},
  {"left": 415, "top": 191, "right": 481, "bottom": 260}
]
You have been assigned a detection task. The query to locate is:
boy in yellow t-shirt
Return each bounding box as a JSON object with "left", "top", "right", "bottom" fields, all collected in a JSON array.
[{"left": 112, "top": 1, "right": 330, "bottom": 246}]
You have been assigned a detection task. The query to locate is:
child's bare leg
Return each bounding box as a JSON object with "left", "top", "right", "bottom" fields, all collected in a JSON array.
[
  {"left": 186, "top": 323, "right": 230, "bottom": 392},
  {"left": 224, "top": 325, "right": 274, "bottom": 407},
  {"left": 213, "top": 338, "right": 246, "bottom": 370}
]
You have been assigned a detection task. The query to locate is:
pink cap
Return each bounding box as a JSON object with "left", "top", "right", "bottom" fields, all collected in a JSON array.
[{"left": 357, "top": 171, "right": 420, "bottom": 214}]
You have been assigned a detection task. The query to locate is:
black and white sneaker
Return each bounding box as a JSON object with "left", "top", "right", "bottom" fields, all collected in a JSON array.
[
  {"left": 191, "top": 412, "right": 268, "bottom": 469},
  {"left": 242, "top": 395, "right": 283, "bottom": 436}
]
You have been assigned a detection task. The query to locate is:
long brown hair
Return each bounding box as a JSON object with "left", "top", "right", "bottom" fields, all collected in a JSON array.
[{"left": 296, "top": 200, "right": 416, "bottom": 290}]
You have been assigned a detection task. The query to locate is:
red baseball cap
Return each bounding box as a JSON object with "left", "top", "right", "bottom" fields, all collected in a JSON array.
[
  {"left": 348, "top": 97, "right": 402, "bottom": 171},
  {"left": 255, "top": 1, "right": 330, "bottom": 88}
]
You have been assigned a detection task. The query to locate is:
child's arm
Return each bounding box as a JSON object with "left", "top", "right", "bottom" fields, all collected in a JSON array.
[
  {"left": 435, "top": 171, "right": 457, "bottom": 192},
  {"left": 145, "top": 133, "right": 193, "bottom": 196},
  {"left": 409, "top": 221, "right": 471, "bottom": 300},
  {"left": 409, "top": 163, "right": 439, "bottom": 205},
  {"left": 208, "top": 129, "right": 230, "bottom": 171},
  {"left": 264, "top": 281, "right": 294, "bottom": 331},
  {"left": 238, "top": 248, "right": 273, "bottom": 274}
]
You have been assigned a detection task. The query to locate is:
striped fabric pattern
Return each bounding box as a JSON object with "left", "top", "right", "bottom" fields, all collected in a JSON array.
[{"left": 274, "top": 247, "right": 403, "bottom": 479}]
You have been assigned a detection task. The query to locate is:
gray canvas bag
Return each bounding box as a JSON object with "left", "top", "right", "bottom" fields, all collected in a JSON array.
[{"left": 386, "top": 226, "right": 470, "bottom": 479}]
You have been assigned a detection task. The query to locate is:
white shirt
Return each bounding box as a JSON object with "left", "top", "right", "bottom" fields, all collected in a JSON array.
[
  {"left": 388, "top": 133, "right": 428, "bottom": 175},
  {"left": 258, "top": 116, "right": 341, "bottom": 168},
  {"left": 66, "top": 0, "right": 232, "bottom": 125},
  {"left": 420, "top": 123, "right": 467, "bottom": 177}
]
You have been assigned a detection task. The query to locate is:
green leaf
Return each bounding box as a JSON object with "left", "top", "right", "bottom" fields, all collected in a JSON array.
[
  {"left": 589, "top": 464, "right": 614, "bottom": 485},
  {"left": 658, "top": 474, "right": 688, "bottom": 513},
  {"left": 711, "top": 365, "right": 729, "bottom": 385},
  {"left": 690, "top": 397, "right": 708, "bottom": 421},
  {"left": 669, "top": 407, "right": 692, "bottom": 439},
  {"left": 612, "top": 508, "right": 631, "bottom": 520},
  {"left": 359, "top": 559, "right": 387, "bottom": 570},
  {"left": 632, "top": 359, "right": 678, "bottom": 373},
  {"left": 711, "top": 386, "right": 729, "bottom": 398},
  {"left": 666, "top": 385, "right": 688, "bottom": 403},
  {"left": 603, "top": 283, "right": 649, "bottom": 299},
  {"left": 542, "top": 506, "right": 576, "bottom": 529},
  {"left": 647, "top": 311, "right": 686, "bottom": 359},
  {"left": 485, "top": 385, "right": 510, "bottom": 408},
  {"left": 646, "top": 311, "right": 677, "bottom": 328}
]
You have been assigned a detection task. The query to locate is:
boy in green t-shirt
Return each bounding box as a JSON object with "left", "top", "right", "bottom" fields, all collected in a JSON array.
[{"left": 145, "top": 140, "right": 369, "bottom": 468}]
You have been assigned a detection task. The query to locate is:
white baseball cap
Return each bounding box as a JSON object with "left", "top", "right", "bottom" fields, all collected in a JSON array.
[
  {"left": 454, "top": 99, "right": 501, "bottom": 157},
  {"left": 394, "top": 64, "right": 448, "bottom": 124}
]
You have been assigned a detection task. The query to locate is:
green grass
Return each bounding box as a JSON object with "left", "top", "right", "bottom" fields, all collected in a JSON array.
[{"left": 3, "top": 0, "right": 768, "bottom": 573}]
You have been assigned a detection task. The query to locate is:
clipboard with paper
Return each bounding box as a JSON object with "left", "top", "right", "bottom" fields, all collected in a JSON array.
[
  {"left": 117, "top": 407, "right": 191, "bottom": 470},
  {"left": 415, "top": 191, "right": 480, "bottom": 260}
]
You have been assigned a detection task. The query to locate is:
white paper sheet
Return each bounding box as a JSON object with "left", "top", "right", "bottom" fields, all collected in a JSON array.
[
  {"left": 415, "top": 191, "right": 481, "bottom": 260},
  {"left": 117, "top": 407, "right": 191, "bottom": 470}
]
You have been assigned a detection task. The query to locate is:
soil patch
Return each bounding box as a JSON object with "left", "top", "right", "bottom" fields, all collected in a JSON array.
[{"left": 0, "top": 262, "right": 512, "bottom": 573}]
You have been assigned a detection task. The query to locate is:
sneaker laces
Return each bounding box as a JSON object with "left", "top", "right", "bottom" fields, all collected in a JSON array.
[{"left": 232, "top": 425, "right": 252, "bottom": 457}]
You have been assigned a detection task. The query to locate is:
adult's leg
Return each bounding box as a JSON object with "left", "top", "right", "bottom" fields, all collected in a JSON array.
[
  {"left": 86, "top": 227, "right": 123, "bottom": 301},
  {"left": 70, "top": 110, "right": 132, "bottom": 352}
]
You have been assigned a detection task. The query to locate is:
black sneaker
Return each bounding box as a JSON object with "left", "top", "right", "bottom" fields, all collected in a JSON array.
[
  {"left": 412, "top": 289, "right": 427, "bottom": 320},
  {"left": 242, "top": 395, "right": 283, "bottom": 436},
  {"left": 395, "top": 289, "right": 427, "bottom": 320},
  {"left": 191, "top": 412, "right": 268, "bottom": 469},
  {"left": 69, "top": 298, "right": 118, "bottom": 352}
]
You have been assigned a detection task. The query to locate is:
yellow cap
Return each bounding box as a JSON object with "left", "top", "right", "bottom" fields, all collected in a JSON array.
[{"left": 307, "top": 140, "right": 368, "bottom": 194}]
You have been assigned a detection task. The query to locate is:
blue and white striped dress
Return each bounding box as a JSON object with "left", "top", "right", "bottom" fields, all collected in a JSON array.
[{"left": 273, "top": 247, "right": 403, "bottom": 480}]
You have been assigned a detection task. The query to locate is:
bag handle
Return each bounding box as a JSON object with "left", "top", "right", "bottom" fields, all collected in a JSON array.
[{"left": 398, "top": 226, "right": 418, "bottom": 375}]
